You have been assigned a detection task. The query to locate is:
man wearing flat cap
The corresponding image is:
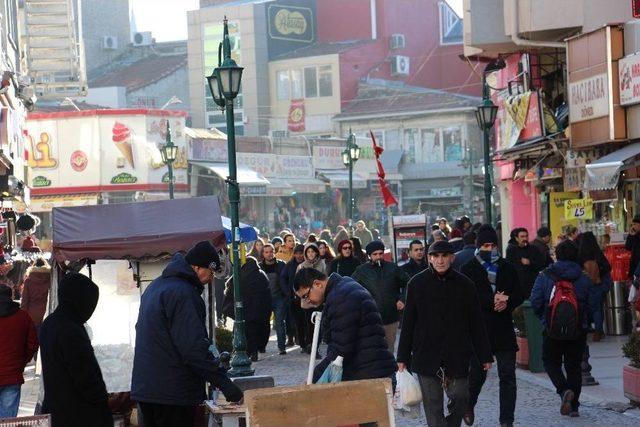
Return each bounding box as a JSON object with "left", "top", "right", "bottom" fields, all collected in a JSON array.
[
  {"left": 351, "top": 240, "right": 409, "bottom": 352},
  {"left": 132, "top": 241, "right": 242, "bottom": 426},
  {"left": 397, "top": 240, "right": 492, "bottom": 427}
]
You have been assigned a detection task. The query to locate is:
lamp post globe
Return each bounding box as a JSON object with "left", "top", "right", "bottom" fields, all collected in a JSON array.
[
  {"left": 476, "top": 99, "right": 499, "bottom": 130},
  {"left": 206, "top": 72, "right": 225, "bottom": 108},
  {"left": 216, "top": 63, "right": 243, "bottom": 100}
]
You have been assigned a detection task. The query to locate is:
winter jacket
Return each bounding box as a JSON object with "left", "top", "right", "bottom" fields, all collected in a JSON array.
[
  {"left": 329, "top": 256, "right": 361, "bottom": 277},
  {"left": 449, "top": 237, "right": 464, "bottom": 253},
  {"left": 224, "top": 257, "right": 272, "bottom": 322},
  {"left": 626, "top": 233, "right": 640, "bottom": 279},
  {"left": 452, "top": 245, "right": 477, "bottom": 271},
  {"left": 460, "top": 257, "right": 524, "bottom": 352},
  {"left": 259, "top": 259, "right": 287, "bottom": 299},
  {"left": 313, "top": 274, "right": 396, "bottom": 383},
  {"left": 20, "top": 265, "right": 51, "bottom": 326},
  {"left": 531, "top": 238, "right": 554, "bottom": 267},
  {"left": 400, "top": 259, "right": 428, "bottom": 280},
  {"left": 281, "top": 257, "right": 303, "bottom": 298},
  {"left": 530, "top": 260, "right": 592, "bottom": 330},
  {"left": 354, "top": 228, "right": 373, "bottom": 247},
  {"left": 40, "top": 276, "right": 112, "bottom": 427},
  {"left": 351, "top": 261, "right": 409, "bottom": 325},
  {"left": 0, "top": 288, "right": 38, "bottom": 387},
  {"left": 397, "top": 267, "right": 492, "bottom": 378},
  {"left": 131, "top": 254, "right": 242, "bottom": 406},
  {"left": 296, "top": 257, "right": 327, "bottom": 275},
  {"left": 505, "top": 242, "right": 545, "bottom": 297}
]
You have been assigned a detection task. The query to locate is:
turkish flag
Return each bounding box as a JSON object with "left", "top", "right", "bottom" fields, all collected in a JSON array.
[
  {"left": 378, "top": 177, "right": 398, "bottom": 207},
  {"left": 370, "top": 130, "right": 384, "bottom": 156}
]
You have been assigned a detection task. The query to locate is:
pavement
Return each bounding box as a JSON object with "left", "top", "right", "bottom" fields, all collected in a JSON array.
[{"left": 18, "top": 331, "right": 640, "bottom": 426}]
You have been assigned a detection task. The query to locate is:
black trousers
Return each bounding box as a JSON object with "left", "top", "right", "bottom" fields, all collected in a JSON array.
[
  {"left": 291, "top": 300, "right": 309, "bottom": 348},
  {"left": 542, "top": 333, "right": 586, "bottom": 411},
  {"left": 138, "top": 402, "right": 195, "bottom": 427},
  {"left": 468, "top": 350, "right": 517, "bottom": 423},
  {"left": 213, "top": 278, "right": 225, "bottom": 321},
  {"left": 246, "top": 319, "right": 269, "bottom": 355}
]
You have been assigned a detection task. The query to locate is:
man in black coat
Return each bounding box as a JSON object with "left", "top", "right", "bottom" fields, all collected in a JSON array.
[
  {"left": 293, "top": 268, "right": 396, "bottom": 383},
  {"left": 626, "top": 215, "right": 640, "bottom": 278},
  {"left": 281, "top": 244, "right": 309, "bottom": 352},
  {"left": 400, "top": 239, "right": 427, "bottom": 279},
  {"left": 397, "top": 241, "right": 492, "bottom": 427},
  {"left": 531, "top": 226, "right": 554, "bottom": 268},
  {"left": 461, "top": 225, "right": 523, "bottom": 427},
  {"left": 452, "top": 231, "right": 477, "bottom": 271},
  {"left": 506, "top": 227, "right": 545, "bottom": 298},
  {"left": 39, "top": 273, "right": 113, "bottom": 427},
  {"left": 260, "top": 243, "right": 289, "bottom": 355},
  {"left": 132, "top": 241, "right": 242, "bottom": 426}
]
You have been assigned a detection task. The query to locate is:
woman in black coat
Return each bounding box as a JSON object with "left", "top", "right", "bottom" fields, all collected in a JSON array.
[{"left": 329, "top": 239, "right": 361, "bottom": 277}]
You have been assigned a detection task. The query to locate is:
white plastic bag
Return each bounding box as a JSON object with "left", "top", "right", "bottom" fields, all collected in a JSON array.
[{"left": 394, "top": 370, "right": 422, "bottom": 411}]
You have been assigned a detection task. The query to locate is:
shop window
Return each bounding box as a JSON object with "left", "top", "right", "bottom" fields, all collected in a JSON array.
[
  {"left": 318, "top": 65, "right": 333, "bottom": 97},
  {"left": 291, "top": 69, "right": 303, "bottom": 99},
  {"left": 276, "top": 70, "right": 290, "bottom": 100},
  {"left": 420, "top": 128, "right": 443, "bottom": 163},
  {"left": 443, "top": 127, "right": 462, "bottom": 162},
  {"left": 403, "top": 128, "right": 418, "bottom": 163},
  {"left": 304, "top": 67, "right": 318, "bottom": 98}
]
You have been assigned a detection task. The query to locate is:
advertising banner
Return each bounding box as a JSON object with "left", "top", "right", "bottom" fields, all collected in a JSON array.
[
  {"left": 569, "top": 73, "right": 609, "bottom": 123},
  {"left": 564, "top": 198, "right": 594, "bottom": 220},
  {"left": 619, "top": 53, "right": 640, "bottom": 106},
  {"left": 288, "top": 99, "right": 306, "bottom": 132},
  {"left": 549, "top": 192, "right": 580, "bottom": 245}
]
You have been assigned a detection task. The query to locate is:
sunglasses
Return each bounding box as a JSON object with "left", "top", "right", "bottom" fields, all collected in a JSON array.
[{"left": 342, "top": 246, "right": 352, "bottom": 250}]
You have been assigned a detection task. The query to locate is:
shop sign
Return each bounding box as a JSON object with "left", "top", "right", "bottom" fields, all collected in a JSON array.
[
  {"left": 312, "top": 146, "right": 344, "bottom": 170},
  {"left": 240, "top": 185, "right": 267, "bottom": 195},
  {"left": 619, "top": 53, "right": 640, "bottom": 106},
  {"left": 268, "top": 4, "right": 314, "bottom": 43},
  {"left": 524, "top": 169, "right": 537, "bottom": 182},
  {"left": 30, "top": 194, "right": 98, "bottom": 213},
  {"left": 111, "top": 172, "right": 137, "bottom": 184},
  {"left": 429, "top": 187, "right": 461, "bottom": 197},
  {"left": 237, "top": 152, "right": 276, "bottom": 177},
  {"left": 275, "top": 155, "right": 313, "bottom": 178},
  {"left": 564, "top": 198, "right": 594, "bottom": 220},
  {"left": 189, "top": 138, "right": 228, "bottom": 162},
  {"left": 288, "top": 99, "right": 305, "bottom": 132},
  {"left": 563, "top": 168, "right": 584, "bottom": 192},
  {"left": 32, "top": 175, "right": 51, "bottom": 188},
  {"left": 569, "top": 73, "right": 609, "bottom": 123}
]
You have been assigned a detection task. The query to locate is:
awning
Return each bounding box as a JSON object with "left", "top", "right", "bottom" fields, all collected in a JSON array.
[
  {"left": 30, "top": 193, "right": 99, "bottom": 213},
  {"left": 318, "top": 171, "right": 367, "bottom": 189},
  {"left": 190, "top": 161, "right": 270, "bottom": 186},
  {"left": 290, "top": 178, "right": 326, "bottom": 193},
  {"left": 265, "top": 178, "right": 294, "bottom": 197},
  {"left": 585, "top": 142, "right": 640, "bottom": 191}
]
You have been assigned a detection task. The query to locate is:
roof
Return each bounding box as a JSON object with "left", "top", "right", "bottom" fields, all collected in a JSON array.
[
  {"left": 334, "top": 81, "right": 482, "bottom": 120},
  {"left": 271, "top": 40, "right": 373, "bottom": 61},
  {"left": 90, "top": 54, "right": 188, "bottom": 91},
  {"left": 28, "top": 108, "right": 188, "bottom": 120},
  {"left": 185, "top": 127, "right": 227, "bottom": 140},
  {"left": 33, "top": 101, "right": 109, "bottom": 113}
]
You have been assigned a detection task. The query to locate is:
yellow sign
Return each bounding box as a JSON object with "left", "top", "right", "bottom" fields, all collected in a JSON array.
[
  {"left": 549, "top": 192, "right": 579, "bottom": 246},
  {"left": 564, "top": 198, "right": 593, "bottom": 220},
  {"left": 274, "top": 9, "right": 307, "bottom": 35}
]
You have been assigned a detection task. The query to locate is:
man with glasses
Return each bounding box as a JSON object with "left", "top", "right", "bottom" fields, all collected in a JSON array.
[
  {"left": 132, "top": 241, "right": 243, "bottom": 426},
  {"left": 328, "top": 239, "right": 362, "bottom": 277},
  {"left": 401, "top": 239, "right": 427, "bottom": 279},
  {"left": 397, "top": 240, "right": 492, "bottom": 427},
  {"left": 292, "top": 268, "right": 396, "bottom": 383}
]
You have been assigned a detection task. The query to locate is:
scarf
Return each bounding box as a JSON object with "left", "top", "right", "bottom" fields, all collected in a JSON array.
[{"left": 475, "top": 248, "right": 500, "bottom": 292}]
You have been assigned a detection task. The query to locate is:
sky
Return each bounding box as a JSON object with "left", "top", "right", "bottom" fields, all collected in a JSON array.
[{"left": 129, "top": 0, "right": 465, "bottom": 43}]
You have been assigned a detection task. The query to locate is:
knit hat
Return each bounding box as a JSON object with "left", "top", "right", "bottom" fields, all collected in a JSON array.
[
  {"left": 185, "top": 241, "right": 221, "bottom": 271},
  {"left": 293, "top": 243, "right": 305, "bottom": 253},
  {"left": 476, "top": 224, "right": 498, "bottom": 247},
  {"left": 365, "top": 240, "right": 385, "bottom": 255},
  {"left": 428, "top": 240, "right": 454, "bottom": 254},
  {"left": 271, "top": 236, "right": 284, "bottom": 245},
  {"left": 537, "top": 227, "right": 551, "bottom": 238}
]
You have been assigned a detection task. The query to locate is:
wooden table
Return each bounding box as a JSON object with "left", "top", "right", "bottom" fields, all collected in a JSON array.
[{"left": 204, "top": 400, "right": 246, "bottom": 427}]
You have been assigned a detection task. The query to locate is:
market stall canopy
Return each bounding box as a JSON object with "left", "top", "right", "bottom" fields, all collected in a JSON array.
[
  {"left": 585, "top": 142, "right": 640, "bottom": 191},
  {"left": 190, "top": 161, "right": 270, "bottom": 186},
  {"left": 222, "top": 216, "right": 259, "bottom": 244},
  {"left": 317, "top": 171, "right": 367, "bottom": 189},
  {"left": 52, "top": 196, "right": 225, "bottom": 262}
]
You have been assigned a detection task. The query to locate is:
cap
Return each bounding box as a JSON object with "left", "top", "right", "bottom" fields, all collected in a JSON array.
[
  {"left": 365, "top": 240, "right": 385, "bottom": 255},
  {"left": 185, "top": 241, "right": 221, "bottom": 271},
  {"left": 428, "top": 240, "right": 454, "bottom": 255}
]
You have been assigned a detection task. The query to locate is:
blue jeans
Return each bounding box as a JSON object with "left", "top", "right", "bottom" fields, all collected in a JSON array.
[
  {"left": 271, "top": 295, "right": 288, "bottom": 350},
  {"left": 0, "top": 384, "right": 21, "bottom": 418},
  {"left": 590, "top": 273, "right": 612, "bottom": 332}
]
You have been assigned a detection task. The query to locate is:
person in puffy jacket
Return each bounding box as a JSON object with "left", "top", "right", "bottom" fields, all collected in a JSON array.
[
  {"left": 20, "top": 258, "right": 51, "bottom": 329},
  {"left": 132, "top": 241, "right": 242, "bottom": 426},
  {"left": 292, "top": 268, "right": 396, "bottom": 383}
]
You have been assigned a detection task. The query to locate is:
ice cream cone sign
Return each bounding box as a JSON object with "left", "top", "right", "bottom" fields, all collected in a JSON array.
[{"left": 112, "top": 122, "right": 135, "bottom": 168}]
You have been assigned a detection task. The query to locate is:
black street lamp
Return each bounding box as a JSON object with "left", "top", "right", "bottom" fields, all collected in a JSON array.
[
  {"left": 160, "top": 121, "right": 177, "bottom": 199},
  {"left": 342, "top": 128, "right": 360, "bottom": 226},
  {"left": 206, "top": 17, "right": 252, "bottom": 377}
]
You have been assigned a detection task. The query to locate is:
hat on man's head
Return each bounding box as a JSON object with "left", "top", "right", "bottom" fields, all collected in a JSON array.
[
  {"left": 476, "top": 224, "right": 498, "bottom": 247},
  {"left": 537, "top": 227, "right": 551, "bottom": 238},
  {"left": 293, "top": 243, "right": 305, "bottom": 253},
  {"left": 428, "top": 240, "right": 454, "bottom": 255},
  {"left": 365, "top": 240, "right": 385, "bottom": 255},
  {"left": 185, "top": 241, "right": 221, "bottom": 271}
]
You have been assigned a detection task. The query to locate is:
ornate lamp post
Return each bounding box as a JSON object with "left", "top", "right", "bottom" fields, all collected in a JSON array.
[
  {"left": 476, "top": 96, "right": 498, "bottom": 225},
  {"left": 160, "top": 121, "right": 178, "bottom": 199},
  {"left": 341, "top": 128, "right": 360, "bottom": 227},
  {"left": 206, "top": 18, "right": 252, "bottom": 377}
]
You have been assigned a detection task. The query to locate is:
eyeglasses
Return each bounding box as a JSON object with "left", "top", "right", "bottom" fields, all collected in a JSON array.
[{"left": 300, "top": 287, "right": 312, "bottom": 301}]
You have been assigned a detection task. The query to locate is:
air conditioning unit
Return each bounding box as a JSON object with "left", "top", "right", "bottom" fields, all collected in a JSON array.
[
  {"left": 390, "top": 34, "right": 406, "bottom": 50},
  {"left": 132, "top": 32, "right": 153, "bottom": 47},
  {"left": 103, "top": 35, "right": 118, "bottom": 50},
  {"left": 270, "top": 130, "right": 289, "bottom": 138},
  {"left": 391, "top": 55, "right": 410, "bottom": 76}
]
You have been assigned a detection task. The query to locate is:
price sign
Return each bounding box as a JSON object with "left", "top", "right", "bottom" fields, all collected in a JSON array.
[{"left": 564, "top": 198, "right": 593, "bottom": 220}]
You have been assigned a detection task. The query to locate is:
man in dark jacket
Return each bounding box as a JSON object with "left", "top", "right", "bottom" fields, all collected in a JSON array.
[
  {"left": 398, "top": 241, "right": 492, "bottom": 427},
  {"left": 531, "top": 226, "right": 554, "bottom": 267},
  {"left": 461, "top": 225, "right": 523, "bottom": 427},
  {"left": 293, "top": 268, "right": 396, "bottom": 383},
  {"left": 282, "top": 244, "right": 309, "bottom": 352},
  {"left": 506, "top": 227, "right": 545, "bottom": 298},
  {"left": 400, "top": 239, "right": 427, "bottom": 279},
  {"left": 0, "top": 284, "right": 38, "bottom": 418},
  {"left": 260, "top": 243, "right": 289, "bottom": 355},
  {"left": 626, "top": 215, "right": 640, "bottom": 278},
  {"left": 352, "top": 240, "right": 409, "bottom": 351},
  {"left": 452, "top": 231, "right": 477, "bottom": 271},
  {"left": 40, "top": 273, "right": 112, "bottom": 427},
  {"left": 132, "top": 241, "right": 243, "bottom": 426},
  {"left": 531, "top": 240, "right": 592, "bottom": 418}
]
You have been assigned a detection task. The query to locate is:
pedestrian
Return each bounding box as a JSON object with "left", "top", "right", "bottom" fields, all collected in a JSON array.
[
  {"left": 296, "top": 242, "right": 328, "bottom": 274},
  {"left": 329, "top": 239, "right": 361, "bottom": 277},
  {"left": 438, "top": 217, "right": 452, "bottom": 238},
  {"left": 40, "top": 273, "right": 112, "bottom": 426},
  {"left": 350, "top": 236, "right": 368, "bottom": 264},
  {"left": 352, "top": 240, "right": 409, "bottom": 351},
  {"left": 400, "top": 239, "right": 427, "bottom": 279},
  {"left": 319, "top": 229, "right": 334, "bottom": 248},
  {"left": 449, "top": 228, "right": 464, "bottom": 252},
  {"left": 506, "top": 227, "right": 545, "bottom": 298},
  {"left": 626, "top": 215, "right": 640, "bottom": 279},
  {"left": 224, "top": 256, "right": 271, "bottom": 361},
  {"left": 260, "top": 243, "right": 289, "bottom": 355},
  {"left": 271, "top": 236, "right": 284, "bottom": 254},
  {"left": 452, "top": 231, "right": 477, "bottom": 271},
  {"left": 563, "top": 225, "right": 579, "bottom": 242},
  {"left": 577, "top": 231, "right": 612, "bottom": 341},
  {"left": 20, "top": 257, "right": 51, "bottom": 329},
  {"left": 372, "top": 228, "right": 381, "bottom": 241},
  {"left": 397, "top": 241, "right": 493, "bottom": 427},
  {"left": 530, "top": 239, "right": 592, "bottom": 418},
  {"left": 531, "top": 227, "right": 554, "bottom": 267},
  {"left": 317, "top": 239, "right": 335, "bottom": 264},
  {"left": 354, "top": 220, "right": 374, "bottom": 247},
  {"left": 427, "top": 224, "right": 440, "bottom": 245},
  {"left": 275, "top": 233, "right": 296, "bottom": 263},
  {"left": 460, "top": 215, "right": 472, "bottom": 232},
  {"left": 132, "top": 241, "right": 243, "bottom": 426},
  {"left": 460, "top": 225, "right": 523, "bottom": 427},
  {"left": 293, "top": 268, "right": 396, "bottom": 383},
  {"left": 432, "top": 229, "right": 447, "bottom": 243},
  {"left": 248, "top": 238, "right": 265, "bottom": 263},
  {"left": 282, "top": 244, "right": 308, "bottom": 352},
  {"left": 333, "top": 227, "right": 350, "bottom": 252},
  {"left": 306, "top": 233, "right": 318, "bottom": 244},
  {"left": 0, "top": 284, "right": 38, "bottom": 418}
]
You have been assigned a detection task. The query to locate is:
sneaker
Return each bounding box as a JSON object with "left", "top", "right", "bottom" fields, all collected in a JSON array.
[
  {"left": 560, "top": 390, "right": 575, "bottom": 416},
  {"left": 463, "top": 407, "right": 474, "bottom": 426},
  {"left": 569, "top": 411, "right": 580, "bottom": 417},
  {"left": 279, "top": 349, "right": 287, "bottom": 355}
]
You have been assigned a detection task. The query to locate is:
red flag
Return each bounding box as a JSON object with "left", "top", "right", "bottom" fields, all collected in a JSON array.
[
  {"left": 370, "top": 129, "right": 398, "bottom": 207},
  {"left": 370, "top": 130, "right": 384, "bottom": 156},
  {"left": 288, "top": 99, "right": 305, "bottom": 132}
]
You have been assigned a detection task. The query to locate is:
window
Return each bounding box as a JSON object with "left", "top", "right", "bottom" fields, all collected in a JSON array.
[
  {"left": 420, "top": 129, "right": 443, "bottom": 163},
  {"left": 403, "top": 129, "right": 418, "bottom": 163},
  {"left": 276, "top": 71, "right": 290, "bottom": 100},
  {"left": 304, "top": 67, "right": 317, "bottom": 98},
  {"left": 291, "top": 70, "right": 303, "bottom": 99},
  {"left": 318, "top": 65, "right": 333, "bottom": 97},
  {"left": 442, "top": 127, "right": 462, "bottom": 161}
]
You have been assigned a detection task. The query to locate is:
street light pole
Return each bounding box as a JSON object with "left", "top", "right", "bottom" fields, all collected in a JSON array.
[
  {"left": 160, "top": 121, "right": 177, "bottom": 200},
  {"left": 342, "top": 129, "right": 360, "bottom": 231},
  {"left": 476, "top": 73, "right": 499, "bottom": 227}
]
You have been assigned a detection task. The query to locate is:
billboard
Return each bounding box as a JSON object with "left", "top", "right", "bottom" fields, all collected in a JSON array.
[{"left": 267, "top": 0, "right": 316, "bottom": 59}]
